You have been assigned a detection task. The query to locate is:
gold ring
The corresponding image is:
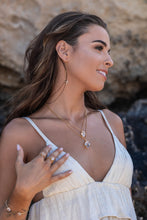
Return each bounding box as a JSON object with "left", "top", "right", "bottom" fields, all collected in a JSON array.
[
  {"left": 40, "top": 152, "right": 46, "bottom": 159},
  {"left": 48, "top": 156, "right": 55, "bottom": 163}
]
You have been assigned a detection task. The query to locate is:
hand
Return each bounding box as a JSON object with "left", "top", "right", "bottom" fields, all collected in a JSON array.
[{"left": 14, "top": 145, "right": 72, "bottom": 201}]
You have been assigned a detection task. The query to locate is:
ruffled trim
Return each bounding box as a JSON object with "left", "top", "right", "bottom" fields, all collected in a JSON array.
[{"left": 29, "top": 182, "right": 137, "bottom": 220}]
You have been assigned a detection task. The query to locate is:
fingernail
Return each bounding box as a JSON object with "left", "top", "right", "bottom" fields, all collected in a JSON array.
[
  {"left": 69, "top": 170, "right": 73, "bottom": 174},
  {"left": 59, "top": 147, "right": 63, "bottom": 151},
  {"left": 17, "top": 144, "right": 20, "bottom": 151},
  {"left": 65, "top": 153, "right": 70, "bottom": 157}
]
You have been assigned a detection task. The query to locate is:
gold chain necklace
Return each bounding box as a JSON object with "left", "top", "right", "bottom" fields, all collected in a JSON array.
[{"left": 48, "top": 107, "right": 91, "bottom": 149}]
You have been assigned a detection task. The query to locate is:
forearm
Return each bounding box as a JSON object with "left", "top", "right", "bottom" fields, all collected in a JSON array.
[{"left": 0, "top": 189, "right": 32, "bottom": 220}]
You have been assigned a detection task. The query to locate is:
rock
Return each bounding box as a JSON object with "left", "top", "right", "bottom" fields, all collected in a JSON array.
[
  {"left": 127, "top": 99, "right": 147, "bottom": 156},
  {"left": 0, "top": 65, "right": 24, "bottom": 88},
  {"left": 119, "top": 99, "right": 147, "bottom": 219}
]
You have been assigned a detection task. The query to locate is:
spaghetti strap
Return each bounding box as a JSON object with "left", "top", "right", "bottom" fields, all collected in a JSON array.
[
  {"left": 98, "top": 110, "right": 115, "bottom": 137},
  {"left": 23, "top": 117, "right": 52, "bottom": 146}
]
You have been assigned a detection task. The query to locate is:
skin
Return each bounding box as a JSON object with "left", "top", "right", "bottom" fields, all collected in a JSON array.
[{"left": 0, "top": 24, "right": 132, "bottom": 219}]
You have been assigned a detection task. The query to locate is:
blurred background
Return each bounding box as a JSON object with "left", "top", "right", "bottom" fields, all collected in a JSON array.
[{"left": 0, "top": 0, "right": 146, "bottom": 219}]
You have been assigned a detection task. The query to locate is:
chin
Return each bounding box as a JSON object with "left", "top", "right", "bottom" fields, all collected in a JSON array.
[
  {"left": 84, "top": 80, "right": 105, "bottom": 92},
  {"left": 90, "top": 83, "right": 105, "bottom": 92}
]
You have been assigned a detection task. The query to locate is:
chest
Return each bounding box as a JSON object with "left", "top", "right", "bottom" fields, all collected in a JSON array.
[
  {"left": 54, "top": 130, "right": 115, "bottom": 181},
  {"left": 28, "top": 115, "right": 116, "bottom": 182}
]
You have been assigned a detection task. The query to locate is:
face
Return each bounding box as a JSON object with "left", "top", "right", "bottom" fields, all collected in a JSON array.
[{"left": 67, "top": 25, "right": 113, "bottom": 92}]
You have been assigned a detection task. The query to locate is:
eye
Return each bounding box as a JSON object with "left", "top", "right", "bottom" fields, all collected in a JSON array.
[{"left": 95, "top": 45, "right": 104, "bottom": 51}]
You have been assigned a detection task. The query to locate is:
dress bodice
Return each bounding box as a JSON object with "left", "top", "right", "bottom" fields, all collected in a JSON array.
[{"left": 24, "top": 110, "right": 137, "bottom": 220}]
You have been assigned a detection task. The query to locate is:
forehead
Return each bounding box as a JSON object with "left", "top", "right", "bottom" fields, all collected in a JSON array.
[{"left": 77, "top": 25, "right": 110, "bottom": 48}]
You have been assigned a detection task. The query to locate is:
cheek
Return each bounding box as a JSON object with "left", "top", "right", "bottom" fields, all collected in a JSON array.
[
  {"left": 69, "top": 48, "right": 104, "bottom": 81},
  {"left": 73, "top": 51, "right": 100, "bottom": 71}
]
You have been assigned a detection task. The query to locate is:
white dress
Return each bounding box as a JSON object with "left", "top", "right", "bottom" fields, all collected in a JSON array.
[{"left": 24, "top": 110, "right": 137, "bottom": 220}]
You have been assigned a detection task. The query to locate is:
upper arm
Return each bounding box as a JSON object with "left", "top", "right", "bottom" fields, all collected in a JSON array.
[{"left": 0, "top": 118, "right": 30, "bottom": 206}]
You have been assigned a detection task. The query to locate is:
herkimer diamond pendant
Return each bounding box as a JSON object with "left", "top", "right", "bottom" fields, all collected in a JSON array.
[
  {"left": 81, "top": 130, "right": 86, "bottom": 138},
  {"left": 84, "top": 140, "right": 91, "bottom": 148}
]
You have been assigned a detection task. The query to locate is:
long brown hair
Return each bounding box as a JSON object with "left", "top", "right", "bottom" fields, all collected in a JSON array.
[{"left": 5, "top": 11, "right": 107, "bottom": 125}]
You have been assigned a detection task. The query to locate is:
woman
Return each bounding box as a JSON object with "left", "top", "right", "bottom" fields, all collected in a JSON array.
[{"left": 0, "top": 11, "right": 137, "bottom": 220}]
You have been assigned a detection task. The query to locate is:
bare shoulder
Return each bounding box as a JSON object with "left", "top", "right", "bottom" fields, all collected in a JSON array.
[
  {"left": 0, "top": 118, "right": 34, "bottom": 157},
  {"left": 2, "top": 117, "right": 29, "bottom": 132},
  {"left": 102, "top": 109, "right": 123, "bottom": 127},
  {"left": 1, "top": 117, "right": 32, "bottom": 142},
  {"left": 102, "top": 109, "right": 127, "bottom": 148}
]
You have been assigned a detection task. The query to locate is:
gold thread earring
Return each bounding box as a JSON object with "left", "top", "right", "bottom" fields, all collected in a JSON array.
[{"left": 65, "top": 79, "right": 68, "bottom": 85}]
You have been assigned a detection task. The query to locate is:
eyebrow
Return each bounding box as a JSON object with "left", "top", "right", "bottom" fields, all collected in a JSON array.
[
  {"left": 92, "top": 40, "right": 107, "bottom": 46},
  {"left": 91, "top": 40, "right": 111, "bottom": 53}
]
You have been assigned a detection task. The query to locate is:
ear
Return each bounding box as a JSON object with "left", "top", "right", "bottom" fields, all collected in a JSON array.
[{"left": 56, "top": 40, "right": 71, "bottom": 62}]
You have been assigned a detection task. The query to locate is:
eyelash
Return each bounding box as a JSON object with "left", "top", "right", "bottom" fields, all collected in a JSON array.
[
  {"left": 95, "top": 45, "right": 104, "bottom": 51},
  {"left": 95, "top": 45, "right": 111, "bottom": 55}
]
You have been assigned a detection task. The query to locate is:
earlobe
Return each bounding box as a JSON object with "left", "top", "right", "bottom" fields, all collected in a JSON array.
[{"left": 56, "top": 40, "right": 70, "bottom": 62}]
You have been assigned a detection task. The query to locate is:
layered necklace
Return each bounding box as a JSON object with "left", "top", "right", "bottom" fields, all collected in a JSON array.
[{"left": 48, "top": 107, "right": 91, "bottom": 149}]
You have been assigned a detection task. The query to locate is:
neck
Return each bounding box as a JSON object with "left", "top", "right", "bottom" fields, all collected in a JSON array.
[
  {"left": 47, "top": 89, "right": 86, "bottom": 121},
  {"left": 46, "top": 76, "right": 87, "bottom": 121}
]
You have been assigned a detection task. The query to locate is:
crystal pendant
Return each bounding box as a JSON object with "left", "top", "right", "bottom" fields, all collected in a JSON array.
[
  {"left": 81, "top": 130, "right": 86, "bottom": 138},
  {"left": 84, "top": 140, "right": 91, "bottom": 148}
]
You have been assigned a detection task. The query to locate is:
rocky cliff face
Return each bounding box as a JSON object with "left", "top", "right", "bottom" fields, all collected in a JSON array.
[
  {"left": 0, "top": 0, "right": 146, "bottom": 105},
  {"left": 0, "top": 0, "right": 147, "bottom": 219}
]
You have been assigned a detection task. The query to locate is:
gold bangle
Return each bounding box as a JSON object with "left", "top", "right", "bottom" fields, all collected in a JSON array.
[{"left": 5, "top": 200, "right": 27, "bottom": 216}]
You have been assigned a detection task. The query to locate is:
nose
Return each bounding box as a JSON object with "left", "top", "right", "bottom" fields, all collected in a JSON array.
[{"left": 104, "top": 56, "right": 114, "bottom": 68}]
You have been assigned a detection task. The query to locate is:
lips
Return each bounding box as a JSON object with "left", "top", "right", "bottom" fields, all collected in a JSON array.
[{"left": 96, "top": 69, "right": 108, "bottom": 80}]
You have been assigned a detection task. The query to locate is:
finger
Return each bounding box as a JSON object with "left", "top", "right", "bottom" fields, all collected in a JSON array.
[
  {"left": 50, "top": 153, "right": 70, "bottom": 173},
  {"left": 51, "top": 170, "right": 73, "bottom": 183},
  {"left": 15, "top": 144, "right": 24, "bottom": 167},
  {"left": 38, "top": 145, "right": 52, "bottom": 160},
  {"left": 46, "top": 147, "right": 63, "bottom": 165}
]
